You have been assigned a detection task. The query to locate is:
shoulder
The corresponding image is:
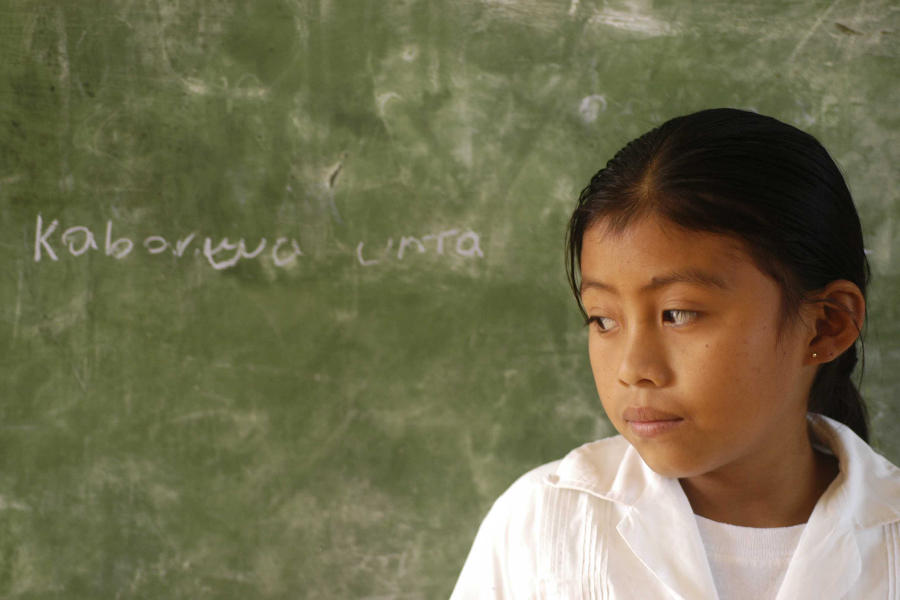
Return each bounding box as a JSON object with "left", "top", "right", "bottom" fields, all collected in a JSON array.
[
  {"left": 485, "top": 434, "right": 632, "bottom": 530},
  {"left": 498, "top": 435, "right": 631, "bottom": 499},
  {"left": 450, "top": 436, "right": 630, "bottom": 599},
  {"left": 809, "top": 414, "right": 900, "bottom": 528}
]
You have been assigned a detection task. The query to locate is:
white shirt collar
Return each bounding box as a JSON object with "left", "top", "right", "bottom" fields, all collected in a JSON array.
[{"left": 551, "top": 413, "right": 900, "bottom": 530}]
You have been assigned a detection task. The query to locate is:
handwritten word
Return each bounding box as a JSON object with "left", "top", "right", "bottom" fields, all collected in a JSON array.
[
  {"left": 355, "top": 229, "right": 483, "bottom": 266},
  {"left": 34, "top": 214, "right": 303, "bottom": 270}
]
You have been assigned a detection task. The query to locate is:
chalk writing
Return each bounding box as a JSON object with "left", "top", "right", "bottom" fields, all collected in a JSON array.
[
  {"left": 355, "top": 229, "right": 483, "bottom": 266},
  {"left": 33, "top": 215, "right": 483, "bottom": 271},
  {"left": 34, "top": 214, "right": 303, "bottom": 270}
]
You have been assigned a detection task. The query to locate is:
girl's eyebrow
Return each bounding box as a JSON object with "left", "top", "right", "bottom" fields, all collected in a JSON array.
[{"left": 580, "top": 268, "right": 730, "bottom": 296}]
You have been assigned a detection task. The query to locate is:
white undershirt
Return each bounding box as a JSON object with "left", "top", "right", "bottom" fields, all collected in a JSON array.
[{"left": 695, "top": 514, "right": 806, "bottom": 600}]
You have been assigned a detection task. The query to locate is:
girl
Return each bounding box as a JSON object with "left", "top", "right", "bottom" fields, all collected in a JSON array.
[{"left": 450, "top": 108, "right": 900, "bottom": 599}]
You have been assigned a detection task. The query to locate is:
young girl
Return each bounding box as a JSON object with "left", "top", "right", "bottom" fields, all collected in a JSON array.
[{"left": 450, "top": 108, "right": 900, "bottom": 599}]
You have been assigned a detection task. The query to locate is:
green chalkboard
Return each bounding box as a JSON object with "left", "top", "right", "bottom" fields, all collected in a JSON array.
[{"left": 1, "top": 0, "right": 898, "bottom": 597}]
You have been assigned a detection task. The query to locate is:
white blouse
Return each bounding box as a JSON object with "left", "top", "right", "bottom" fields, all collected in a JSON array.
[{"left": 450, "top": 415, "right": 900, "bottom": 599}]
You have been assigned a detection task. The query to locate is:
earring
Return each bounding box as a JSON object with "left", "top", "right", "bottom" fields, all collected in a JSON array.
[{"left": 811, "top": 352, "right": 818, "bottom": 358}]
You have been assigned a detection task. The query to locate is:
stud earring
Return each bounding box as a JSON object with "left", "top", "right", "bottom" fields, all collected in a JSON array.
[{"left": 812, "top": 352, "right": 818, "bottom": 358}]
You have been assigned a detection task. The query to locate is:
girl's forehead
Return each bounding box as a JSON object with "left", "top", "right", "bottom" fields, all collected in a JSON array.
[
  {"left": 583, "top": 217, "right": 750, "bottom": 262},
  {"left": 580, "top": 218, "right": 760, "bottom": 291}
]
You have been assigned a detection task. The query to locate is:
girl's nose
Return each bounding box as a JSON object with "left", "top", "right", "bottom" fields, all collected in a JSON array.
[{"left": 617, "top": 328, "right": 672, "bottom": 388}]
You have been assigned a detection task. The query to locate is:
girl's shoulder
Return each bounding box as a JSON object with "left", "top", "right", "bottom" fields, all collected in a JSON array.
[
  {"left": 808, "top": 414, "right": 900, "bottom": 527},
  {"left": 451, "top": 437, "right": 634, "bottom": 599},
  {"left": 492, "top": 434, "right": 635, "bottom": 514}
]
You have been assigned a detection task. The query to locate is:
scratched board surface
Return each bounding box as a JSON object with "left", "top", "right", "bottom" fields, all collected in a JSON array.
[{"left": 1, "top": 0, "right": 898, "bottom": 597}]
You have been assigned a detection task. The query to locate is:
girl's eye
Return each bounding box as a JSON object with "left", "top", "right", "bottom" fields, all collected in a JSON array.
[
  {"left": 586, "top": 316, "right": 617, "bottom": 332},
  {"left": 663, "top": 309, "right": 698, "bottom": 326}
]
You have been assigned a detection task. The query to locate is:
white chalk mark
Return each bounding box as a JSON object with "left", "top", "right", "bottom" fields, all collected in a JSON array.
[
  {"left": 376, "top": 92, "right": 401, "bottom": 115},
  {"left": 13, "top": 264, "right": 23, "bottom": 340},
  {"left": 356, "top": 241, "right": 379, "bottom": 266},
  {"left": 21, "top": 10, "right": 36, "bottom": 53},
  {"left": 232, "top": 73, "right": 270, "bottom": 99},
  {"left": 239, "top": 238, "right": 267, "bottom": 260},
  {"left": 34, "top": 214, "right": 59, "bottom": 261},
  {"left": 71, "top": 359, "right": 88, "bottom": 392},
  {"left": 54, "top": 6, "right": 70, "bottom": 107},
  {"left": 83, "top": 108, "right": 121, "bottom": 160},
  {"left": 578, "top": 94, "right": 607, "bottom": 123},
  {"left": 589, "top": 8, "right": 675, "bottom": 36},
  {"left": 105, "top": 220, "right": 133, "bottom": 258},
  {"left": 401, "top": 45, "right": 418, "bottom": 61},
  {"left": 397, "top": 236, "right": 426, "bottom": 259},
  {"left": 61, "top": 226, "right": 97, "bottom": 256},
  {"left": 456, "top": 231, "right": 484, "bottom": 258},
  {"left": 143, "top": 236, "right": 169, "bottom": 254},
  {"left": 174, "top": 233, "right": 196, "bottom": 257},
  {"left": 568, "top": 0, "right": 580, "bottom": 16},
  {"left": 201, "top": 237, "right": 271, "bottom": 269},
  {"left": 0, "top": 495, "right": 30, "bottom": 512},
  {"left": 202, "top": 237, "right": 239, "bottom": 270},
  {"left": 182, "top": 77, "right": 210, "bottom": 95},
  {"left": 421, "top": 229, "right": 459, "bottom": 254},
  {"left": 232, "top": 87, "right": 269, "bottom": 100},
  {"left": 325, "top": 155, "right": 345, "bottom": 189},
  {"left": 788, "top": 0, "right": 842, "bottom": 62},
  {"left": 180, "top": 74, "right": 269, "bottom": 100},
  {"left": 272, "top": 238, "right": 302, "bottom": 267},
  {"left": 54, "top": 6, "right": 72, "bottom": 180},
  {"left": 357, "top": 229, "right": 484, "bottom": 265},
  {"left": 54, "top": 7, "right": 70, "bottom": 81}
]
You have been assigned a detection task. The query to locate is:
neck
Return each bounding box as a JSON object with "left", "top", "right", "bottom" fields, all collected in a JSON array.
[{"left": 679, "top": 425, "right": 838, "bottom": 528}]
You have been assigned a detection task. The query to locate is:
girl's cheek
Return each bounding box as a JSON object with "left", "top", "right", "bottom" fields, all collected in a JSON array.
[{"left": 589, "top": 348, "right": 620, "bottom": 386}]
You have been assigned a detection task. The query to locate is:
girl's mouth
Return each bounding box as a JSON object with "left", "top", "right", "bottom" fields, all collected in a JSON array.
[{"left": 623, "top": 406, "right": 684, "bottom": 438}]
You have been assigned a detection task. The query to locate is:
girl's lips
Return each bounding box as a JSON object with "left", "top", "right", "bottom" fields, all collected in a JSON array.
[
  {"left": 623, "top": 406, "right": 682, "bottom": 422},
  {"left": 623, "top": 406, "right": 684, "bottom": 438},
  {"left": 627, "top": 419, "right": 683, "bottom": 438}
]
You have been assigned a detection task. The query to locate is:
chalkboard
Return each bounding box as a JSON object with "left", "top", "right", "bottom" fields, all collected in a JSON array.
[{"left": 1, "top": 1, "right": 898, "bottom": 597}]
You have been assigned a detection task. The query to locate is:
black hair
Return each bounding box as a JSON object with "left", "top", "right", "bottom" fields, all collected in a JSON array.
[{"left": 566, "top": 108, "right": 870, "bottom": 441}]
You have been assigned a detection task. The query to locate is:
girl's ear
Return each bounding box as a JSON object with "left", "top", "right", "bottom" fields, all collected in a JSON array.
[{"left": 805, "top": 280, "right": 866, "bottom": 365}]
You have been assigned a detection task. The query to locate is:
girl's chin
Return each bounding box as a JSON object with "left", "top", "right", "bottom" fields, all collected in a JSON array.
[{"left": 630, "top": 445, "right": 708, "bottom": 479}]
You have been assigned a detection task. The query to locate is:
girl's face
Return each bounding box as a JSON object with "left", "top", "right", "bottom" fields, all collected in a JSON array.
[{"left": 580, "top": 216, "right": 818, "bottom": 479}]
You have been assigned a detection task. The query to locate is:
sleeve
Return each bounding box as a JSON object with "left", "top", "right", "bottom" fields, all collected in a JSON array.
[
  {"left": 449, "top": 466, "right": 557, "bottom": 599},
  {"left": 449, "top": 492, "right": 517, "bottom": 599}
]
